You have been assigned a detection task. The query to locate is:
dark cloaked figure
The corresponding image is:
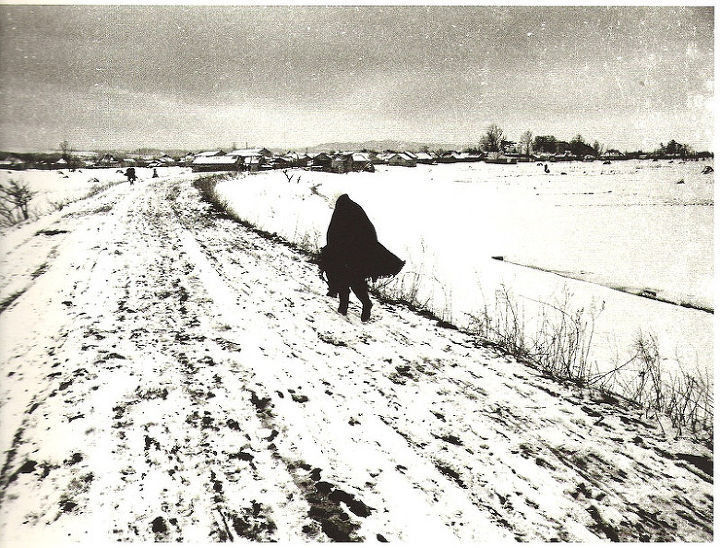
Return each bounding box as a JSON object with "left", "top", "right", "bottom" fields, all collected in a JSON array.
[
  {"left": 320, "top": 194, "right": 404, "bottom": 322},
  {"left": 125, "top": 167, "right": 137, "bottom": 185}
]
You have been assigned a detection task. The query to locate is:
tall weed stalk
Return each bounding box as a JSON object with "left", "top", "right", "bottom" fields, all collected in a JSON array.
[{"left": 468, "top": 284, "right": 712, "bottom": 442}]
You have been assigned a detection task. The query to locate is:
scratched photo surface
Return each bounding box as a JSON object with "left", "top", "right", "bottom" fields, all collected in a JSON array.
[{"left": 0, "top": 6, "right": 713, "bottom": 545}]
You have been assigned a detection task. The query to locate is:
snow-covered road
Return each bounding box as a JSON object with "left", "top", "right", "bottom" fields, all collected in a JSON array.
[{"left": 0, "top": 175, "right": 712, "bottom": 543}]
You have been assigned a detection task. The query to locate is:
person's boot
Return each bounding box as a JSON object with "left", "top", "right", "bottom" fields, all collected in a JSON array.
[
  {"left": 361, "top": 301, "right": 372, "bottom": 322},
  {"left": 338, "top": 293, "right": 349, "bottom": 315}
]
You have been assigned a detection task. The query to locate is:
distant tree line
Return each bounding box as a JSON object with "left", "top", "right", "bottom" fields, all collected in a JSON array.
[
  {"left": 657, "top": 139, "right": 691, "bottom": 158},
  {"left": 466, "top": 124, "right": 713, "bottom": 159}
]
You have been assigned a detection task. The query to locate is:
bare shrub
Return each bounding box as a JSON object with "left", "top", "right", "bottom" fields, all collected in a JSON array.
[
  {"left": 527, "top": 289, "right": 601, "bottom": 383},
  {"left": 593, "top": 331, "right": 713, "bottom": 440},
  {"left": 0, "top": 179, "right": 36, "bottom": 226},
  {"left": 467, "top": 284, "right": 602, "bottom": 382},
  {"left": 371, "top": 240, "right": 439, "bottom": 313},
  {"left": 373, "top": 267, "right": 431, "bottom": 311},
  {"left": 467, "top": 284, "right": 712, "bottom": 441},
  {"left": 282, "top": 169, "right": 301, "bottom": 184},
  {"left": 294, "top": 225, "right": 321, "bottom": 255}
]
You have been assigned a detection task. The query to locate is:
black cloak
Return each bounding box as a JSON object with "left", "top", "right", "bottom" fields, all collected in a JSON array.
[{"left": 321, "top": 194, "right": 404, "bottom": 281}]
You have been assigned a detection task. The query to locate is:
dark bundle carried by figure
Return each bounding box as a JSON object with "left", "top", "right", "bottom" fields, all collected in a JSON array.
[{"left": 319, "top": 194, "right": 404, "bottom": 322}]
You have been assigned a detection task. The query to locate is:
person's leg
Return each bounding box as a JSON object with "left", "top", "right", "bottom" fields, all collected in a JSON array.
[
  {"left": 329, "top": 263, "right": 351, "bottom": 315},
  {"left": 338, "top": 286, "right": 350, "bottom": 315},
  {"left": 350, "top": 278, "right": 372, "bottom": 321}
]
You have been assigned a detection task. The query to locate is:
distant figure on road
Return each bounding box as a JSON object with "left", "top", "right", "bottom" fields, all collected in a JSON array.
[
  {"left": 319, "top": 194, "right": 404, "bottom": 322},
  {"left": 544, "top": 163, "right": 550, "bottom": 174},
  {"left": 152, "top": 168, "right": 159, "bottom": 178},
  {"left": 125, "top": 167, "right": 137, "bottom": 185}
]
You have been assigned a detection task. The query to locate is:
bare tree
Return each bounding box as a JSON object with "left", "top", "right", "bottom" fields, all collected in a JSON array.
[
  {"left": 520, "top": 130, "right": 534, "bottom": 158},
  {"left": 481, "top": 124, "right": 505, "bottom": 153},
  {"left": 60, "top": 140, "right": 72, "bottom": 161},
  {"left": 592, "top": 140, "right": 604, "bottom": 158},
  {"left": 0, "top": 179, "right": 36, "bottom": 225}
]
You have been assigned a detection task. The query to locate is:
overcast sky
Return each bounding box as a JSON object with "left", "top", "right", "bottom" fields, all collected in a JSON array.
[{"left": 0, "top": 6, "right": 714, "bottom": 152}]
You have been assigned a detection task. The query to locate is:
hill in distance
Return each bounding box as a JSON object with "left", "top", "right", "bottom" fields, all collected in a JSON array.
[{"left": 302, "top": 140, "right": 470, "bottom": 153}]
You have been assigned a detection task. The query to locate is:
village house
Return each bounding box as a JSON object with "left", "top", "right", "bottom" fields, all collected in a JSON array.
[
  {"left": 0, "top": 156, "right": 25, "bottom": 170},
  {"left": 457, "top": 151, "right": 482, "bottom": 162},
  {"left": 228, "top": 148, "right": 273, "bottom": 160},
  {"left": 602, "top": 149, "right": 626, "bottom": 160},
  {"left": 134, "top": 155, "right": 155, "bottom": 167},
  {"left": 387, "top": 152, "right": 417, "bottom": 167},
  {"left": 484, "top": 151, "right": 518, "bottom": 164},
  {"left": 270, "top": 156, "right": 295, "bottom": 170},
  {"left": 243, "top": 156, "right": 264, "bottom": 172},
  {"left": 374, "top": 152, "right": 394, "bottom": 164},
  {"left": 331, "top": 153, "right": 354, "bottom": 173},
  {"left": 157, "top": 155, "right": 176, "bottom": 165},
  {"left": 296, "top": 153, "right": 312, "bottom": 167},
  {"left": 310, "top": 152, "right": 332, "bottom": 171},
  {"left": 555, "top": 151, "right": 576, "bottom": 161},
  {"left": 96, "top": 153, "right": 120, "bottom": 167},
  {"left": 437, "top": 151, "right": 462, "bottom": 163},
  {"left": 414, "top": 151, "right": 436, "bottom": 164},
  {"left": 277, "top": 152, "right": 311, "bottom": 168},
  {"left": 533, "top": 152, "right": 556, "bottom": 162},
  {"left": 227, "top": 148, "right": 272, "bottom": 170},
  {"left": 190, "top": 155, "right": 242, "bottom": 172},
  {"left": 351, "top": 152, "right": 374, "bottom": 172}
]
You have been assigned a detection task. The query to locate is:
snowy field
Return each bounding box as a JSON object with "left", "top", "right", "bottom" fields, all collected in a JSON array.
[
  {"left": 0, "top": 167, "right": 191, "bottom": 304},
  {"left": 0, "top": 166, "right": 190, "bottom": 221},
  {"left": 215, "top": 159, "right": 714, "bottom": 389},
  {"left": 0, "top": 175, "right": 711, "bottom": 542}
]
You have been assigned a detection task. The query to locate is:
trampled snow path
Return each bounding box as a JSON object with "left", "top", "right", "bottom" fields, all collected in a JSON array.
[{"left": 0, "top": 176, "right": 712, "bottom": 543}]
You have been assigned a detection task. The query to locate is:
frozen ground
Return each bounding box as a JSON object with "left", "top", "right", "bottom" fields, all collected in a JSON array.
[
  {"left": 0, "top": 173, "right": 712, "bottom": 543},
  {"left": 214, "top": 159, "right": 714, "bottom": 390},
  {"left": 0, "top": 166, "right": 188, "bottom": 220}
]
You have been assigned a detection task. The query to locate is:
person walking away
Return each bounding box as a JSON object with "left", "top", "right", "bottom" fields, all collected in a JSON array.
[
  {"left": 125, "top": 167, "right": 137, "bottom": 184},
  {"left": 319, "top": 194, "right": 404, "bottom": 322}
]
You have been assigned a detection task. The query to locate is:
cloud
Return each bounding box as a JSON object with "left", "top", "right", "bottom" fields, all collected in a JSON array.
[{"left": 0, "top": 6, "right": 714, "bottom": 151}]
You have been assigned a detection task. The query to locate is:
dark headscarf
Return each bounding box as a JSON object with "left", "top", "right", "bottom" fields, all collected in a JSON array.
[{"left": 326, "top": 194, "right": 377, "bottom": 262}]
